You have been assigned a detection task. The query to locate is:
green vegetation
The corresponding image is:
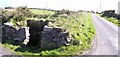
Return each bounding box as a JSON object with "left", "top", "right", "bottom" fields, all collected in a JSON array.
[
  {"left": 104, "top": 17, "right": 120, "bottom": 26},
  {"left": 53, "top": 13, "right": 95, "bottom": 46},
  {"left": 30, "top": 9, "right": 57, "bottom": 19},
  {"left": 2, "top": 7, "right": 32, "bottom": 28},
  {"left": 30, "top": 9, "right": 55, "bottom": 15},
  {"left": 2, "top": 8, "right": 95, "bottom": 55},
  {"left": 2, "top": 10, "right": 14, "bottom": 24},
  {"left": 98, "top": 14, "right": 120, "bottom": 26}
]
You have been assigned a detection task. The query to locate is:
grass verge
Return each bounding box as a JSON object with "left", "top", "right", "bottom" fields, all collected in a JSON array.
[{"left": 97, "top": 14, "right": 120, "bottom": 26}]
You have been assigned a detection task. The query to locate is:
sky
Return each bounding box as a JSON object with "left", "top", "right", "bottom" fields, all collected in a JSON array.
[{"left": 0, "top": 0, "right": 120, "bottom": 12}]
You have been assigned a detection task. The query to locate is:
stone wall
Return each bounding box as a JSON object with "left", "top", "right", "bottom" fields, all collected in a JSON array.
[
  {"left": 2, "top": 25, "right": 17, "bottom": 39},
  {"left": 2, "top": 20, "right": 72, "bottom": 50},
  {"left": 2, "top": 24, "right": 29, "bottom": 44},
  {"left": 27, "top": 20, "right": 71, "bottom": 49},
  {"left": 27, "top": 20, "right": 49, "bottom": 46},
  {"left": 40, "top": 25, "right": 71, "bottom": 49}
]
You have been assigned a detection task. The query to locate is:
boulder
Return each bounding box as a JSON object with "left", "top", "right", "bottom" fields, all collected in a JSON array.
[
  {"left": 53, "top": 27, "right": 63, "bottom": 32},
  {"left": 13, "top": 38, "right": 23, "bottom": 45},
  {"left": 2, "top": 24, "right": 30, "bottom": 45},
  {"left": 43, "top": 25, "right": 53, "bottom": 32},
  {"left": 27, "top": 20, "right": 49, "bottom": 46},
  {"left": 2, "top": 25, "right": 17, "bottom": 38},
  {"left": 17, "top": 27, "right": 30, "bottom": 40},
  {"left": 40, "top": 26, "right": 71, "bottom": 49}
]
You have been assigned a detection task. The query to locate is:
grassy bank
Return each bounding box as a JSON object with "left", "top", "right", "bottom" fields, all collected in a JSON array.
[
  {"left": 104, "top": 17, "right": 120, "bottom": 26},
  {"left": 2, "top": 10, "right": 95, "bottom": 55},
  {"left": 97, "top": 14, "right": 120, "bottom": 26}
]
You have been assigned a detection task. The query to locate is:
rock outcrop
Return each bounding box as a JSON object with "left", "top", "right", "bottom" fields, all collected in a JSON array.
[
  {"left": 40, "top": 25, "right": 71, "bottom": 49},
  {"left": 2, "top": 24, "right": 29, "bottom": 45},
  {"left": 2, "top": 20, "right": 72, "bottom": 50},
  {"left": 27, "top": 20, "right": 49, "bottom": 46}
]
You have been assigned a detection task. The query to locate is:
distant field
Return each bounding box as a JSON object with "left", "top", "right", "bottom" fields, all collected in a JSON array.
[
  {"left": 30, "top": 9, "right": 55, "bottom": 15},
  {"left": 3, "top": 9, "right": 55, "bottom": 15}
]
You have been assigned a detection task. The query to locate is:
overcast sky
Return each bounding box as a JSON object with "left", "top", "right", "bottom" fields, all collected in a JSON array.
[{"left": 0, "top": 0, "right": 120, "bottom": 12}]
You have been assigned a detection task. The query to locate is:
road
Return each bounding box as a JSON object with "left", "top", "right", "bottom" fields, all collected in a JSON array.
[
  {"left": 0, "top": 46, "right": 14, "bottom": 57},
  {"left": 85, "top": 14, "right": 119, "bottom": 55}
]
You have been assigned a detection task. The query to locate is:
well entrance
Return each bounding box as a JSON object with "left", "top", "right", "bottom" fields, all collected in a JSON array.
[{"left": 27, "top": 20, "right": 49, "bottom": 46}]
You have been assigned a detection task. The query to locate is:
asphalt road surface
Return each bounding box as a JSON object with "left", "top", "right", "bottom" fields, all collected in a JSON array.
[
  {"left": 0, "top": 46, "right": 14, "bottom": 57},
  {"left": 86, "top": 14, "right": 119, "bottom": 55}
]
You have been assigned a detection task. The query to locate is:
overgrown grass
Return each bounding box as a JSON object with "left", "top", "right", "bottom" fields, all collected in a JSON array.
[
  {"left": 97, "top": 14, "right": 120, "bottom": 26},
  {"left": 104, "top": 17, "right": 120, "bottom": 26},
  {"left": 1, "top": 11, "right": 95, "bottom": 55},
  {"left": 53, "top": 13, "right": 95, "bottom": 46},
  {"left": 30, "top": 9, "right": 55, "bottom": 15}
]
